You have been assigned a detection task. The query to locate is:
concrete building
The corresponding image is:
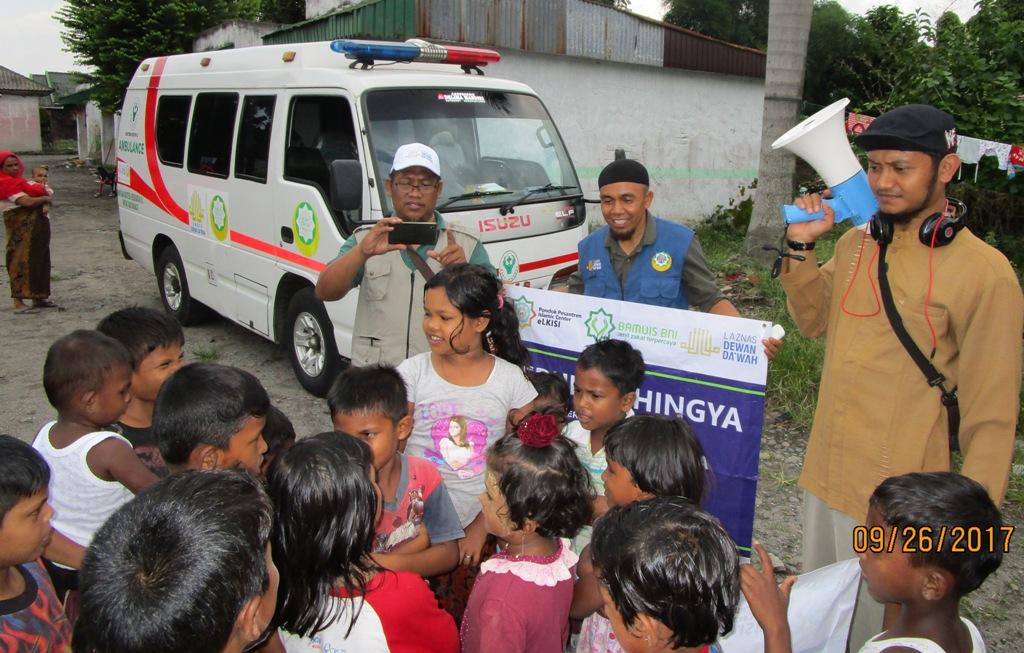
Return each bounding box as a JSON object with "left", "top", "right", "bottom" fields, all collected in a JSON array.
[
  {"left": 195, "top": 19, "right": 285, "bottom": 51},
  {"left": 32, "top": 71, "right": 80, "bottom": 149},
  {"left": 262, "top": 0, "right": 766, "bottom": 224},
  {"left": 56, "top": 85, "right": 116, "bottom": 165},
  {"left": 0, "top": 66, "right": 52, "bottom": 152}
]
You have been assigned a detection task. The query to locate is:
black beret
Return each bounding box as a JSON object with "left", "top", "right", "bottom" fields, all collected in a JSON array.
[{"left": 855, "top": 104, "right": 958, "bottom": 156}]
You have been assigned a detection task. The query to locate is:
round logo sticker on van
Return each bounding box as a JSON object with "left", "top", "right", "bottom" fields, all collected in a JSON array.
[
  {"left": 497, "top": 250, "right": 519, "bottom": 282},
  {"left": 210, "top": 194, "right": 229, "bottom": 241},
  {"left": 293, "top": 201, "right": 319, "bottom": 257}
]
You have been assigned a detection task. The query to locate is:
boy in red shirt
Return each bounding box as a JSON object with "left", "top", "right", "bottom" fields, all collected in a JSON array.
[{"left": 329, "top": 365, "right": 463, "bottom": 576}]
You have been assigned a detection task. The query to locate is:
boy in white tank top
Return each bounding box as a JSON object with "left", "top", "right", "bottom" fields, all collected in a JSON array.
[
  {"left": 32, "top": 330, "right": 160, "bottom": 596},
  {"left": 744, "top": 472, "right": 1003, "bottom": 653}
]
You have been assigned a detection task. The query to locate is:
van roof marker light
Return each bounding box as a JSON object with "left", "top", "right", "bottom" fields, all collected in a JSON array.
[{"left": 329, "top": 39, "right": 500, "bottom": 74}]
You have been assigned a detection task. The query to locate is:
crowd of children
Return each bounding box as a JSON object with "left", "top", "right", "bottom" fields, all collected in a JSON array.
[{"left": 0, "top": 262, "right": 1009, "bottom": 652}]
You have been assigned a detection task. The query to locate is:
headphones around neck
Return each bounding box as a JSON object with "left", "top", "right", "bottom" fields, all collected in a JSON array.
[{"left": 869, "top": 198, "right": 967, "bottom": 247}]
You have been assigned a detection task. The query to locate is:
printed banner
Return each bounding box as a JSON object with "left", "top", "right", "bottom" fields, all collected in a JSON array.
[{"left": 507, "top": 286, "right": 771, "bottom": 552}]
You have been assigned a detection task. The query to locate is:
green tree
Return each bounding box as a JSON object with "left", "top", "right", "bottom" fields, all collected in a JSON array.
[
  {"left": 261, "top": 0, "right": 306, "bottom": 24},
  {"left": 663, "top": 0, "right": 769, "bottom": 49},
  {"left": 58, "top": 0, "right": 260, "bottom": 111},
  {"left": 802, "top": 1, "right": 863, "bottom": 107}
]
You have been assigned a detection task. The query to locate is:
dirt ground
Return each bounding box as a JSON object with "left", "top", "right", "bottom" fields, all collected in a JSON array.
[{"left": 3, "top": 157, "right": 1022, "bottom": 649}]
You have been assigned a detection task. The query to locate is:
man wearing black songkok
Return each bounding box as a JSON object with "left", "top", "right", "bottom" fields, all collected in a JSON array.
[{"left": 567, "top": 158, "right": 780, "bottom": 356}]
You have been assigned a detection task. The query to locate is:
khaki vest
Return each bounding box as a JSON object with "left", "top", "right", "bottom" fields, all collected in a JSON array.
[{"left": 350, "top": 224, "right": 483, "bottom": 366}]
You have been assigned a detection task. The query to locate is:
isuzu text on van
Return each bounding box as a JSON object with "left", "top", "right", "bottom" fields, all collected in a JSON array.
[{"left": 116, "top": 39, "right": 585, "bottom": 394}]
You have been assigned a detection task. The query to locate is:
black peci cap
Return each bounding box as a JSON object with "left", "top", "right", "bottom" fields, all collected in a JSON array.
[
  {"left": 854, "top": 104, "right": 958, "bottom": 156},
  {"left": 598, "top": 158, "right": 650, "bottom": 188}
]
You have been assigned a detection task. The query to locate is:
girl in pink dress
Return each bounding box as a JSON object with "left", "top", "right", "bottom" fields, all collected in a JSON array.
[{"left": 460, "top": 413, "right": 592, "bottom": 652}]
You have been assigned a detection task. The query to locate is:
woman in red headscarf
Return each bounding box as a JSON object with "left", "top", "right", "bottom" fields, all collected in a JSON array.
[{"left": 1, "top": 151, "right": 55, "bottom": 312}]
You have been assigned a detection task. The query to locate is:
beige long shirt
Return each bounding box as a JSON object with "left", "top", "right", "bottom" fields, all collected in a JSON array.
[{"left": 781, "top": 224, "right": 1023, "bottom": 521}]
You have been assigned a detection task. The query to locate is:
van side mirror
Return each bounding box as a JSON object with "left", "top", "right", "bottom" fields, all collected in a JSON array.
[{"left": 329, "top": 160, "right": 363, "bottom": 213}]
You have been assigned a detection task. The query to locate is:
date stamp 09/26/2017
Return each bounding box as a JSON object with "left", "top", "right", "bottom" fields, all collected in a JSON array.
[{"left": 853, "top": 525, "right": 1015, "bottom": 555}]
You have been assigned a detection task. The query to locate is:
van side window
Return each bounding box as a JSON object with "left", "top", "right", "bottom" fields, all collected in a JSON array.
[
  {"left": 155, "top": 96, "right": 191, "bottom": 167},
  {"left": 285, "top": 96, "right": 358, "bottom": 196},
  {"left": 187, "top": 93, "right": 239, "bottom": 178},
  {"left": 235, "top": 96, "right": 276, "bottom": 183}
]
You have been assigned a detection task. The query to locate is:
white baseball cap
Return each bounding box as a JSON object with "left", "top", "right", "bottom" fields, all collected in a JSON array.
[{"left": 390, "top": 143, "right": 441, "bottom": 177}]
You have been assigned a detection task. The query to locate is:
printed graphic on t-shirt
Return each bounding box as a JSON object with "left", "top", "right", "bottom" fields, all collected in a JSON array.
[
  {"left": 378, "top": 485, "right": 426, "bottom": 551},
  {"left": 424, "top": 414, "right": 488, "bottom": 479}
]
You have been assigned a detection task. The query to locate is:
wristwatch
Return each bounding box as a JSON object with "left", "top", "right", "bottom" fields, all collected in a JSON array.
[{"left": 786, "top": 239, "right": 815, "bottom": 251}]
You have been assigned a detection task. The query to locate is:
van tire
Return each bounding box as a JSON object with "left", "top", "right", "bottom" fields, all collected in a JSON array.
[
  {"left": 156, "top": 246, "right": 210, "bottom": 326},
  {"left": 285, "top": 287, "right": 344, "bottom": 396}
]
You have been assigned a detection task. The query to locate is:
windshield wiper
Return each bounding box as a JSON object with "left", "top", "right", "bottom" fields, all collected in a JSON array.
[
  {"left": 499, "top": 184, "right": 578, "bottom": 215},
  {"left": 437, "top": 189, "right": 514, "bottom": 210}
]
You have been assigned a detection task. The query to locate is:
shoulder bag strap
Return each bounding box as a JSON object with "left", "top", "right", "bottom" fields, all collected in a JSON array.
[{"left": 876, "top": 243, "right": 960, "bottom": 453}]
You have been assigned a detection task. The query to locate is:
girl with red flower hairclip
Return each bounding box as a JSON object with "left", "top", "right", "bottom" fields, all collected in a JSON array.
[{"left": 459, "top": 422, "right": 592, "bottom": 652}]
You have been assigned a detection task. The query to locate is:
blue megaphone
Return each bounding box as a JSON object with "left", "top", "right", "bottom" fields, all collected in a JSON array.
[{"left": 772, "top": 98, "right": 878, "bottom": 227}]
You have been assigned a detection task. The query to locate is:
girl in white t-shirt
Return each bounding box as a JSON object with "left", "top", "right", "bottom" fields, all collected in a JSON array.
[{"left": 398, "top": 263, "right": 537, "bottom": 594}]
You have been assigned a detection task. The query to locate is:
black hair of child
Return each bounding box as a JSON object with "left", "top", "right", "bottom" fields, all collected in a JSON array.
[
  {"left": 424, "top": 263, "right": 531, "bottom": 369},
  {"left": 72, "top": 469, "right": 273, "bottom": 653},
  {"left": 327, "top": 365, "right": 408, "bottom": 423},
  {"left": 592, "top": 497, "right": 739, "bottom": 648},
  {"left": 153, "top": 363, "right": 270, "bottom": 467},
  {"left": 96, "top": 306, "right": 184, "bottom": 369},
  {"left": 486, "top": 433, "right": 592, "bottom": 539},
  {"left": 43, "top": 330, "right": 133, "bottom": 411},
  {"left": 604, "top": 415, "right": 709, "bottom": 504},
  {"left": 526, "top": 370, "right": 569, "bottom": 407},
  {"left": 0, "top": 434, "right": 50, "bottom": 522},
  {"left": 263, "top": 405, "right": 297, "bottom": 460},
  {"left": 267, "top": 432, "right": 377, "bottom": 638},
  {"left": 576, "top": 339, "right": 645, "bottom": 396},
  {"left": 870, "top": 471, "right": 1003, "bottom": 597}
]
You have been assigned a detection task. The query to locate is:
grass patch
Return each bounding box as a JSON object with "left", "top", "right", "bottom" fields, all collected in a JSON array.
[{"left": 192, "top": 345, "right": 220, "bottom": 362}]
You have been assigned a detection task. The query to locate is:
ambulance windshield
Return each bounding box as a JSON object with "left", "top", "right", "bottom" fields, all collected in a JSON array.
[{"left": 365, "top": 89, "right": 580, "bottom": 213}]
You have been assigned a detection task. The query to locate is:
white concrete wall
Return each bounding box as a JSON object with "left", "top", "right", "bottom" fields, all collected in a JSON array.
[
  {"left": 82, "top": 101, "right": 116, "bottom": 164},
  {"left": 489, "top": 48, "right": 765, "bottom": 225},
  {"left": 306, "top": 0, "right": 360, "bottom": 20},
  {"left": 0, "top": 95, "right": 43, "bottom": 152},
  {"left": 194, "top": 20, "right": 284, "bottom": 51}
]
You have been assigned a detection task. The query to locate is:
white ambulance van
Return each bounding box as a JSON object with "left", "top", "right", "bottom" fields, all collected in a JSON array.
[{"left": 117, "top": 39, "right": 586, "bottom": 395}]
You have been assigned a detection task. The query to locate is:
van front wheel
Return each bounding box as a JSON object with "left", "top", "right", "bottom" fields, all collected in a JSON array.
[
  {"left": 156, "top": 247, "right": 210, "bottom": 325},
  {"left": 285, "top": 288, "right": 344, "bottom": 396}
]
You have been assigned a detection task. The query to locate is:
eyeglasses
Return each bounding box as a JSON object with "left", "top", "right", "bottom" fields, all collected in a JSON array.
[{"left": 394, "top": 178, "right": 439, "bottom": 192}]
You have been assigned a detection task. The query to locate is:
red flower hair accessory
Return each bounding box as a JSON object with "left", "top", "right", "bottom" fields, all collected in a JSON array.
[{"left": 516, "top": 412, "right": 560, "bottom": 448}]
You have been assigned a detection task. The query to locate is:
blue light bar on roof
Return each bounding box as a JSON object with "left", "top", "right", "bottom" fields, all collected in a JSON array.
[
  {"left": 330, "top": 40, "right": 419, "bottom": 62},
  {"left": 329, "top": 39, "right": 501, "bottom": 67}
]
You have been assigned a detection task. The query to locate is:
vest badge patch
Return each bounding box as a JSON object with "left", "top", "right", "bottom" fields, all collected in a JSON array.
[
  {"left": 651, "top": 251, "right": 672, "bottom": 272},
  {"left": 586, "top": 259, "right": 602, "bottom": 272}
]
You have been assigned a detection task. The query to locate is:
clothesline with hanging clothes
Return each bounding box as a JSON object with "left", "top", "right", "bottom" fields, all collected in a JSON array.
[{"left": 845, "top": 111, "right": 1024, "bottom": 180}]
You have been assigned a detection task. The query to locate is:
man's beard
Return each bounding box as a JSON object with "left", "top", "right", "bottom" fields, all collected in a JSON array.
[
  {"left": 877, "top": 167, "right": 941, "bottom": 224},
  {"left": 609, "top": 227, "right": 635, "bottom": 241}
]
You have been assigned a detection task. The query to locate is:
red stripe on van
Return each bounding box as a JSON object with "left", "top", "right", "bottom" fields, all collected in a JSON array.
[
  {"left": 230, "top": 230, "right": 327, "bottom": 273},
  {"left": 125, "top": 168, "right": 169, "bottom": 214},
  {"left": 517, "top": 252, "right": 578, "bottom": 273},
  {"left": 144, "top": 57, "right": 188, "bottom": 224}
]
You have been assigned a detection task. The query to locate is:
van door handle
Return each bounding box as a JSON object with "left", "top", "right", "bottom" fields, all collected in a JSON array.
[{"left": 280, "top": 227, "right": 294, "bottom": 244}]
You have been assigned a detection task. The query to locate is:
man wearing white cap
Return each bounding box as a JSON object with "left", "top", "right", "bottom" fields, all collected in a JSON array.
[{"left": 316, "top": 143, "right": 492, "bottom": 366}]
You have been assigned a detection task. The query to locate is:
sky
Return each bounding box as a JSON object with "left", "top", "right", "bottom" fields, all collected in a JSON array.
[{"left": 4, "top": 0, "right": 980, "bottom": 79}]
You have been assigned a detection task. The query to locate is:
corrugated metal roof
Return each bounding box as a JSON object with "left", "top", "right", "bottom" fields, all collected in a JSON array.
[
  {"left": 0, "top": 66, "right": 52, "bottom": 95},
  {"left": 566, "top": 0, "right": 663, "bottom": 66},
  {"left": 663, "top": 24, "right": 764, "bottom": 78},
  {"left": 261, "top": 0, "right": 763, "bottom": 78}
]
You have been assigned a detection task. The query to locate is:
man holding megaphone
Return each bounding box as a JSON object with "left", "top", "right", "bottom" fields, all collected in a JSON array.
[{"left": 777, "top": 104, "right": 1023, "bottom": 649}]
